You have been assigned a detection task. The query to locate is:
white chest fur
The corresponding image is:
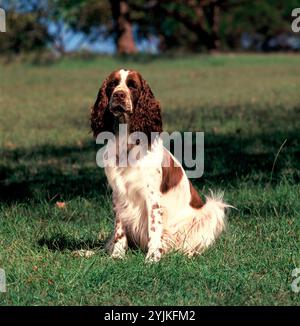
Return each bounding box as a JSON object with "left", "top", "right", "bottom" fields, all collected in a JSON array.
[{"left": 104, "top": 138, "right": 164, "bottom": 249}]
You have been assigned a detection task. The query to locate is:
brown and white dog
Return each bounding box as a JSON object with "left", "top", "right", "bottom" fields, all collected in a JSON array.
[{"left": 91, "top": 69, "right": 229, "bottom": 262}]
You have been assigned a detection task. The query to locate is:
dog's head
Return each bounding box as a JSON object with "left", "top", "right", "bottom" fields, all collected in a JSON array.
[{"left": 90, "top": 69, "right": 162, "bottom": 139}]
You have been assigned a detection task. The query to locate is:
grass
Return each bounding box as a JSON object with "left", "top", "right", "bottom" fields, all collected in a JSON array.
[{"left": 0, "top": 54, "right": 299, "bottom": 305}]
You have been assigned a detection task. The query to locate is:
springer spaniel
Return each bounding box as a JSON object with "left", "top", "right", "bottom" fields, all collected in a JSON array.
[{"left": 91, "top": 69, "right": 228, "bottom": 262}]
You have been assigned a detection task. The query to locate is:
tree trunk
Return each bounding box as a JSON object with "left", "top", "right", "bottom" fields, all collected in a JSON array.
[
  {"left": 207, "top": 3, "right": 221, "bottom": 52},
  {"left": 192, "top": 1, "right": 220, "bottom": 52},
  {"left": 110, "top": 0, "right": 137, "bottom": 54}
]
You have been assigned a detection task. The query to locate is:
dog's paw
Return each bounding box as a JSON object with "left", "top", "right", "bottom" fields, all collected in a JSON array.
[
  {"left": 72, "top": 250, "right": 95, "bottom": 258},
  {"left": 110, "top": 243, "right": 126, "bottom": 259},
  {"left": 111, "top": 250, "right": 126, "bottom": 260},
  {"left": 145, "top": 250, "right": 162, "bottom": 263}
]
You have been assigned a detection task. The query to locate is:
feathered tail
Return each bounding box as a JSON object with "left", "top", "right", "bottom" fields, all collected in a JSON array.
[{"left": 170, "top": 192, "right": 232, "bottom": 256}]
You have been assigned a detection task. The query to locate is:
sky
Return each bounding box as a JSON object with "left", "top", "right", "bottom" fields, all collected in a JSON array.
[{"left": 49, "top": 22, "right": 159, "bottom": 54}]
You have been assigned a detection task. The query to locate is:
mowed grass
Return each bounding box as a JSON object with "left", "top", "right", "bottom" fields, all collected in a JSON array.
[{"left": 0, "top": 54, "right": 299, "bottom": 305}]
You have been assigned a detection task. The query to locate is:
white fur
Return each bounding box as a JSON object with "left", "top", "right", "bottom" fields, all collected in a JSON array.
[
  {"left": 105, "top": 137, "right": 229, "bottom": 262},
  {"left": 119, "top": 69, "right": 129, "bottom": 86},
  {"left": 110, "top": 69, "right": 133, "bottom": 113}
]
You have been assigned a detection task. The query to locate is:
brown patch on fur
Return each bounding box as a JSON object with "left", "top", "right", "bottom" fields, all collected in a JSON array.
[
  {"left": 151, "top": 227, "right": 156, "bottom": 232},
  {"left": 152, "top": 203, "right": 159, "bottom": 210},
  {"left": 160, "top": 150, "right": 183, "bottom": 194},
  {"left": 151, "top": 209, "right": 156, "bottom": 223},
  {"left": 90, "top": 70, "right": 121, "bottom": 137},
  {"left": 189, "top": 181, "right": 204, "bottom": 209},
  {"left": 129, "top": 72, "right": 163, "bottom": 142},
  {"left": 114, "top": 232, "right": 125, "bottom": 241}
]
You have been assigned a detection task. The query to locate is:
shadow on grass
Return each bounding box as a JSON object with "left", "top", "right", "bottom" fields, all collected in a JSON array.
[
  {"left": 0, "top": 140, "right": 108, "bottom": 203},
  {"left": 38, "top": 234, "right": 106, "bottom": 251},
  {"left": 0, "top": 110, "right": 299, "bottom": 204}
]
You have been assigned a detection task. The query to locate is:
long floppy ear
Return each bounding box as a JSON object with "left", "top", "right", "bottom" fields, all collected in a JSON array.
[
  {"left": 129, "top": 77, "right": 163, "bottom": 141},
  {"left": 90, "top": 78, "right": 114, "bottom": 137}
]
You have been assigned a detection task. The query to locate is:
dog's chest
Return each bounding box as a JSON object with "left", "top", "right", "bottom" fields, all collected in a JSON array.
[
  {"left": 105, "top": 162, "right": 160, "bottom": 202},
  {"left": 105, "top": 140, "right": 164, "bottom": 200},
  {"left": 106, "top": 164, "right": 158, "bottom": 250},
  {"left": 109, "top": 165, "right": 147, "bottom": 198}
]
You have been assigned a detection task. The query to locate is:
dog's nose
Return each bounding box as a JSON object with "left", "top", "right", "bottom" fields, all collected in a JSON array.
[{"left": 113, "top": 91, "right": 126, "bottom": 101}]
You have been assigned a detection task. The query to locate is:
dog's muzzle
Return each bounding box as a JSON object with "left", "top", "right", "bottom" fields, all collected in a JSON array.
[{"left": 110, "top": 91, "right": 131, "bottom": 116}]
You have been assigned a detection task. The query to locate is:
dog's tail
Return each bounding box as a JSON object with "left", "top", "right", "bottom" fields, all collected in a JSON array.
[{"left": 170, "top": 192, "right": 232, "bottom": 256}]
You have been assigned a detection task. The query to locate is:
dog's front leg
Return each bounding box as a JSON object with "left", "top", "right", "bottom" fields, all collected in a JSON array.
[
  {"left": 145, "top": 190, "right": 164, "bottom": 263},
  {"left": 109, "top": 195, "right": 128, "bottom": 259},
  {"left": 110, "top": 218, "right": 127, "bottom": 259}
]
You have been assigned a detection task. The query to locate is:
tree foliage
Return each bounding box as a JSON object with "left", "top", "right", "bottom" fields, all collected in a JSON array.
[
  {"left": 0, "top": 9, "right": 51, "bottom": 54},
  {"left": 1, "top": 0, "right": 299, "bottom": 55}
]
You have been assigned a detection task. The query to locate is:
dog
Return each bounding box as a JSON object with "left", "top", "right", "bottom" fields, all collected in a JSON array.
[{"left": 91, "top": 69, "right": 229, "bottom": 262}]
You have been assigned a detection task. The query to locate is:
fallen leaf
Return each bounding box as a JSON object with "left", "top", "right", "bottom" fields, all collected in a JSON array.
[
  {"left": 55, "top": 201, "right": 66, "bottom": 209},
  {"left": 77, "top": 140, "right": 83, "bottom": 148},
  {"left": 4, "top": 141, "right": 16, "bottom": 149}
]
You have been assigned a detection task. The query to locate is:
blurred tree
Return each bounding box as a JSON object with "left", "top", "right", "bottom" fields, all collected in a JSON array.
[
  {"left": 110, "top": 0, "right": 137, "bottom": 54},
  {"left": 50, "top": 0, "right": 112, "bottom": 53},
  {"left": 129, "top": 0, "right": 228, "bottom": 52},
  {"left": 130, "top": 0, "right": 300, "bottom": 52},
  {"left": 0, "top": 6, "right": 51, "bottom": 54},
  {"left": 221, "top": 0, "right": 300, "bottom": 51},
  {"left": 1, "top": 0, "right": 299, "bottom": 55},
  {"left": 158, "top": 0, "right": 223, "bottom": 51},
  {"left": 53, "top": 0, "right": 137, "bottom": 54}
]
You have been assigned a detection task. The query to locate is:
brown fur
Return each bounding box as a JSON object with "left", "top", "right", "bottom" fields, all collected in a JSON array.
[
  {"left": 90, "top": 70, "right": 162, "bottom": 141},
  {"left": 189, "top": 181, "right": 204, "bottom": 209},
  {"left": 90, "top": 71, "right": 120, "bottom": 137},
  {"left": 129, "top": 75, "right": 163, "bottom": 141},
  {"left": 160, "top": 151, "right": 183, "bottom": 194}
]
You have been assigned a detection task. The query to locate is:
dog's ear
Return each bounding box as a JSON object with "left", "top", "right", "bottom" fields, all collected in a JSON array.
[
  {"left": 129, "top": 76, "right": 162, "bottom": 141},
  {"left": 90, "top": 77, "right": 114, "bottom": 137}
]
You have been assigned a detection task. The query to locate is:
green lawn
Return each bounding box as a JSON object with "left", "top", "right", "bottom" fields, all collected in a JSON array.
[{"left": 0, "top": 54, "right": 299, "bottom": 305}]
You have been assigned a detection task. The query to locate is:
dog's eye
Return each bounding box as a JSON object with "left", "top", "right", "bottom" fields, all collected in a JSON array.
[
  {"left": 127, "top": 80, "right": 137, "bottom": 90},
  {"left": 108, "top": 81, "right": 118, "bottom": 89}
]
